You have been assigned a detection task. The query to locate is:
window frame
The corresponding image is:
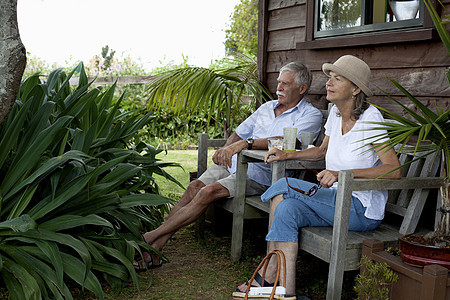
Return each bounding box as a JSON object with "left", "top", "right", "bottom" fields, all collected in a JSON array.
[{"left": 297, "top": 0, "right": 439, "bottom": 50}]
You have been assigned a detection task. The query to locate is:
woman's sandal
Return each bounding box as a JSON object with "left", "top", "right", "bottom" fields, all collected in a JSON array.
[{"left": 133, "top": 251, "right": 163, "bottom": 272}]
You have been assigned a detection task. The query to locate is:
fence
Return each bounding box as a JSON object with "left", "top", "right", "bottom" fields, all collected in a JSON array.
[{"left": 69, "top": 75, "right": 156, "bottom": 86}]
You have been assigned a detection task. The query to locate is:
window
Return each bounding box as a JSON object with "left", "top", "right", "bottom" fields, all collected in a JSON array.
[
  {"left": 298, "top": 0, "right": 436, "bottom": 49},
  {"left": 316, "top": 0, "right": 424, "bottom": 38}
]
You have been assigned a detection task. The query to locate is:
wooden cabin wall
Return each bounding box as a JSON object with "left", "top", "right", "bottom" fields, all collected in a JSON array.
[{"left": 258, "top": 0, "right": 450, "bottom": 118}]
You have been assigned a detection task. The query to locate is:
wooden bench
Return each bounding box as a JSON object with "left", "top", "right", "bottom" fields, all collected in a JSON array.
[
  {"left": 313, "top": 151, "right": 444, "bottom": 299},
  {"left": 196, "top": 135, "right": 445, "bottom": 298}
]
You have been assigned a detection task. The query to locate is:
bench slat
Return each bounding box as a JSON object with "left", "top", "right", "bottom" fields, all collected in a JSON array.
[
  {"left": 352, "top": 177, "right": 444, "bottom": 191},
  {"left": 215, "top": 196, "right": 268, "bottom": 219},
  {"left": 300, "top": 223, "right": 431, "bottom": 270}
]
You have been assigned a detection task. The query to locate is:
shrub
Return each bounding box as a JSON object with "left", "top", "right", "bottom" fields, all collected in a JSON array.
[
  {"left": 354, "top": 256, "right": 398, "bottom": 300},
  {"left": 0, "top": 63, "right": 181, "bottom": 299}
]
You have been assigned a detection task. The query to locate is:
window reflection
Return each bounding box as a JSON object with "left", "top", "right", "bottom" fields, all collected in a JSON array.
[
  {"left": 319, "top": 0, "right": 361, "bottom": 30},
  {"left": 318, "top": 0, "right": 421, "bottom": 32}
]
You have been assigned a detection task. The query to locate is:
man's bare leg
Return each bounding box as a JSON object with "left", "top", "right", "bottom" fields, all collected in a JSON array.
[
  {"left": 138, "top": 179, "right": 205, "bottom": 261},
  {"left": 166, "top": 179, "right": 205, "bottom": 219},
  {"left": 143, "top": 181, "right": 230, "bottom": 251}
]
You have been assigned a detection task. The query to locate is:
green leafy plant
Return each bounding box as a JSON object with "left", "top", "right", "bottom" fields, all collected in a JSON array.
[
  {"left": 354, "top": 256, "right": 398, "bottom": 300},
  {"left": 367, "top": 0, "right": 449, "bottom": 235},
  {"left": 425, "top": 0, "right": 450, "bottom": 83},
  {"left": 146, "top": 54, "right": 271, "bottom": 138},
  {"left": 0, "top": 63, "right": 182, "bottom": 299}
]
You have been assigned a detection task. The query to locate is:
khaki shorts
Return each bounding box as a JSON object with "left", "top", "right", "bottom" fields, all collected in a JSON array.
[{"left": 197, "top": 164, "right": 269, "bottom": 198}]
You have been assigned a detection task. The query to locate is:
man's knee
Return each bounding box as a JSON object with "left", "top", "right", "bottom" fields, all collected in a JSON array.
[
  {"left": 188, "top": 179, "right": 206, "bottom": 193},
  {"left": 197, "top": 183, "right": 229, "bottom": 204}
]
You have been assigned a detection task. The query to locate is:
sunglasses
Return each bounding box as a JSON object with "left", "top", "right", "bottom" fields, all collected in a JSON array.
[{"left": 285, "top": 161, "right": 322, "bottom": 197}]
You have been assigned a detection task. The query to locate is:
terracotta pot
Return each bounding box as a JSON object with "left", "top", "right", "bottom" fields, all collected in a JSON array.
[{"left": 399, "top": 235, "right": 450, "bottom": 268}]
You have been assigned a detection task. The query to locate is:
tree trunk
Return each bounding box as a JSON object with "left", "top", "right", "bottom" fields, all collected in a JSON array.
[
  {"left": 0, "top": 0, "right": 26, "bottom": 125},
  {"left": 436, "top": 150, "right": 450, "bottom": 235},
  {"left": 436, "top": 181, "right": 450, "bottom": 235}
]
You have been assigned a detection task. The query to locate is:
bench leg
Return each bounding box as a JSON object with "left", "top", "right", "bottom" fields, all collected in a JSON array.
[
  {"left": 231, "top": 214, "right": 244, "bottom": 262},
  {"left": 326, "top": 170, "right": 354, "bottom": 300},
  {"left": 231, "top": 152, "right": 248, "bottom": 262}
]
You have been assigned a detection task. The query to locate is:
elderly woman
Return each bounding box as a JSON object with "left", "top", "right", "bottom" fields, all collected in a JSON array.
[{"left": 234, "top": 55, "right": 401, "bottom": 299}]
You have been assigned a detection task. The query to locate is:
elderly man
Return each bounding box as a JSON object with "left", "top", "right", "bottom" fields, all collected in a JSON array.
[{"left": 135, "top": 62, "right": 323, "bottom": 270}]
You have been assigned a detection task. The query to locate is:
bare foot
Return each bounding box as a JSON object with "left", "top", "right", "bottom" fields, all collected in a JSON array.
[
  {"left": 133, "top": 251, "right": 162, "bottom": 271},
  {"left": 133, "top": 232, "right": 163, "bottom": 271},
  {"left": 142, "top": 232, "right": 154, "bottom": 246}
]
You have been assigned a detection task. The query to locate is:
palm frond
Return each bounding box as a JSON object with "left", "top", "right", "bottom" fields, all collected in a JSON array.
[
  {"left": 146, "top": 54, "right": 271, "bottom": 137},
  {"left": 371, "top": 72, "right": 449, "bottom": 181}
]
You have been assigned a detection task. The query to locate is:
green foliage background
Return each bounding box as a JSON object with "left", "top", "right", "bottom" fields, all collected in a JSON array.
[
  {"left": 224, "top": 0, "right": 259, "bottom": 57},
  {"left": 24, "top": 51, "right": 257, "bottom": 149}
]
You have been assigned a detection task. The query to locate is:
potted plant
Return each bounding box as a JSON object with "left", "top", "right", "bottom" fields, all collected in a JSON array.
[{"left": 369, "top": 0, "right": 449, "bottom": 266}]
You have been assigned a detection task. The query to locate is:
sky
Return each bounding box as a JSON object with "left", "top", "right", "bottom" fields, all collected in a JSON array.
[{"left": 17, "top": 0, "right": 241, "bottom": 70}]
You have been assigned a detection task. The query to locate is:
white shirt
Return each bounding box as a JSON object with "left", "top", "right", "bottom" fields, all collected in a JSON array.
[
  {"left": 325, "top": 104, "right": 389, "bottom": 220},
  {"left": 230, "top": 98, "right": 323, "bottom": 186}
]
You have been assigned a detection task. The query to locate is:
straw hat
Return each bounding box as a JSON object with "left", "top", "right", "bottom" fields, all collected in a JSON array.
[{"left": 322, "top": 55, "right": 373, "bottom": 97}]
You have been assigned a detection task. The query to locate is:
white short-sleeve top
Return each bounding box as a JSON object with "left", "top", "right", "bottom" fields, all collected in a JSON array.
[{"left": 325, "top": 104, "right": 389, "bottom": 220}]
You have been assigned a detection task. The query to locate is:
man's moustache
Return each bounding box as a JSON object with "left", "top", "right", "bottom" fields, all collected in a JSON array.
[{"left": 276, "top": 91, "right": 286, "bottom": 97}]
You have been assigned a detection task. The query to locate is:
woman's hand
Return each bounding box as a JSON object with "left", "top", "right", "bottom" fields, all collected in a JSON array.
[
  {"left": 316, "top": 169, "right": 339, "bottom": 188},
  {"left": 264, "top": 148, "right": 289, "bottom": 164}
]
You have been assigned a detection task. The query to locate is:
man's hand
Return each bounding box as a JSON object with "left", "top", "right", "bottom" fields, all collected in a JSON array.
[
  {"left": 212, "top": 145, "right": 237, "bottom": 168},
  {"left": 212, "top": 134, "right": 248, "bottom": 169}
]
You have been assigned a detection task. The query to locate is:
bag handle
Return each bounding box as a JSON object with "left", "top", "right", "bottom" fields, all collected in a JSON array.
[{"left": 244, "top": 249, "right": 287, "bottom": 300}]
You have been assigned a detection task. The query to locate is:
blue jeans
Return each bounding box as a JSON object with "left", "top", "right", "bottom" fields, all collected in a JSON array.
[{"left": 261, "top": 178, "right": 382, "bottom": 243}]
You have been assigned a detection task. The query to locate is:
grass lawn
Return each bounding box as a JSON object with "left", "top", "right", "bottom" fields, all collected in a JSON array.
[{"left": 154, "top": 149, "right": 215, "bottom": 200}]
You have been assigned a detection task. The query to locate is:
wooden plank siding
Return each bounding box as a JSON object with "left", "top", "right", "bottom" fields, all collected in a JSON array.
[{"left": 258, "top": 0, "right": 450, "bottom": 115}]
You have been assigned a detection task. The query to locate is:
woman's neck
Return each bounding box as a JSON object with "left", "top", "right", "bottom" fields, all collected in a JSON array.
[{"left": 335, "top": 99, "right": 356, "bottom": 121}]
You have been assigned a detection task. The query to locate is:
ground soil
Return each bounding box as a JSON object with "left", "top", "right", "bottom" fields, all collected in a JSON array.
[{"left": 92, "top": 217, "right": 359, "bottom": 300}]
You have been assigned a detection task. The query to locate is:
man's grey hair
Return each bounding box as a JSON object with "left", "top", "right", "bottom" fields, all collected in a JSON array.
[{"left": 279, "top": 62, "right": 312, "bottom": 94}]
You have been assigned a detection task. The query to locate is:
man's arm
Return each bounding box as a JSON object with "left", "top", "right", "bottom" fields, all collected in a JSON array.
[
  {"left": 213, "top": 132, "right": 277, "bottom": 168},
  {"left": 223, "top": 132, "right": 243, "bottom": 147}
]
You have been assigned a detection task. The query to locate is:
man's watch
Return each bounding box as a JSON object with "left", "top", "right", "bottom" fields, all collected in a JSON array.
[{"left": 246, "top": 138, "right": 254, "bottom": 150}]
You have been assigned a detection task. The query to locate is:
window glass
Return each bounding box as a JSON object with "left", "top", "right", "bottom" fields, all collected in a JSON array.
[
  {"left": 319, "top": 0, "right": 361, "bottom": 30},
  {"left": 315, "top": 0, "right": 423, "bottom": 38}
]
